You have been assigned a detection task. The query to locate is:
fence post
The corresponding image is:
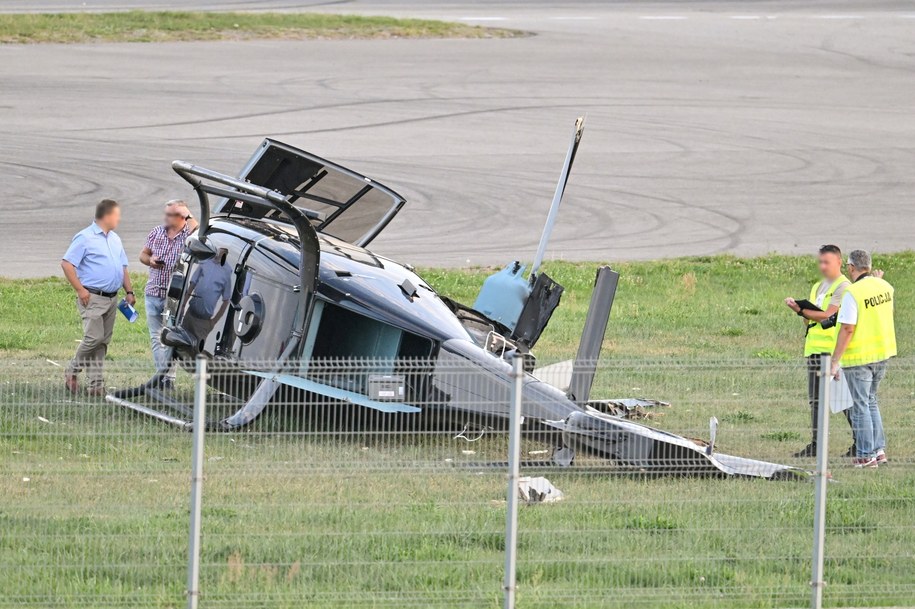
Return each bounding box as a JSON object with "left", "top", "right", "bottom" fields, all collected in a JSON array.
[
  {"left": 810, "top": 354, "right": 831, "bottom": 609},
  {"left": 503, "top": 355, "right": 524, "bottom": 609},
  {"left": 187, "top": 355, "right": 208, "bottom": 609}
]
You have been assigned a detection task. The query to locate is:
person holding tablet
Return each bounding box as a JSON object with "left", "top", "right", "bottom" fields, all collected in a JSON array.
[{"left": 784, "top": 245, "right": 853, "bottom": 458}]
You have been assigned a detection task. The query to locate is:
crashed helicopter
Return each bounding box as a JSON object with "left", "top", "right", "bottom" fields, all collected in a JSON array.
[{"left": 109, "top": 118, "right": 803, "bottom": 480}]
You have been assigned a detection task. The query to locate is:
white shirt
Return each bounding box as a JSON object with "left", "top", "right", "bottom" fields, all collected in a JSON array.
[{"left": 837, "top": 291, "right": 858, "bottom": 325}]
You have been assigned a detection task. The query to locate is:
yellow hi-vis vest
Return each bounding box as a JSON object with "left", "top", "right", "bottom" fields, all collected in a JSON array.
[
  {"left": 841, "top": 276, "right": 897, "bottom": 367},
  {"left": 804, "top": 276, "right": 850, "bottom": 356}
]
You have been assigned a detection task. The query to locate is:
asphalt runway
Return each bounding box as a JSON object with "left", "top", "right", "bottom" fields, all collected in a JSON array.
[{"left": 1, "top": 1, "right": 913, "bottom": 278}]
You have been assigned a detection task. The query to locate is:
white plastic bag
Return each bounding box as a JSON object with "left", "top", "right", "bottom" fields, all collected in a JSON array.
[{"left": 829, "top": 368, "right": 853, "bottom": 413}]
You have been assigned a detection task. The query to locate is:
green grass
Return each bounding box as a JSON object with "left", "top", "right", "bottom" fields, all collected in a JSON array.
[
  {"left": 0, "top": 11, "right": 522, "bottom": 44},
  {"left": 5, "top": 252, "right": 913, "bottom": 363},
  {"left": 2, "top": 253, "right": 915, "bottom": 608},
  {"left": 423, "top": 251, "right": 915, "bottom": 363}
]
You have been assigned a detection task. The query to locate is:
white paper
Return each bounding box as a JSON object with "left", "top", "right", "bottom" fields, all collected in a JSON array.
[{"left": 829, "top": 368, "right": 854, "bottom": 414}]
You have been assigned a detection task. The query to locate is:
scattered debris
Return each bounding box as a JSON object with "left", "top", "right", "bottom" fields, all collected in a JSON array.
[
  {"left": 22, "top": 477, "right": 30, "bottom": 483},
  {"left": 588, "top": 398, "right": 671, "bottom": 420},
  {"left": 461, "top": 450, "right": 476, "bottom": 455},
  {"left": 37, "top": 416, "right": 52, "bottom": 424},
  {"left": 103, "top": 122, "right": 807, "bottom": 481},
  {"left": 455, "top": 423, "right": 490, "bottom": 443},
  {"left": 519, "top": 477, "right": 563, "bottom": 504}
]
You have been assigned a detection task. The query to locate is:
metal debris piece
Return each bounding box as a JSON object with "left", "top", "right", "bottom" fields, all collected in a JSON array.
[
  {"left": 518, "top": 477, "right": 563, "bottom": 504},
  {"left": 588, "top": 398, "right": 671, "bottom": 420}
]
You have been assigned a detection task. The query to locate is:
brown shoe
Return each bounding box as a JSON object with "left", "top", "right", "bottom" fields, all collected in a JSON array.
[
  {"left": 65, "top": 372, "right": 80, "bottom": 394},
  {"left": 86, "top": 385, "right": 107, "bottom": 397}
]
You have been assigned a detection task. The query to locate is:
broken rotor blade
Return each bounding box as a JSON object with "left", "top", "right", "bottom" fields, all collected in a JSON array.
[{"left": 530, "top": 115, "right": 585, "bottom": 279}]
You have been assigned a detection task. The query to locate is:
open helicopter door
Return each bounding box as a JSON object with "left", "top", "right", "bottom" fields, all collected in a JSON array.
[{"left": 216, "top": 139, "right": 406, "bottom": 248}]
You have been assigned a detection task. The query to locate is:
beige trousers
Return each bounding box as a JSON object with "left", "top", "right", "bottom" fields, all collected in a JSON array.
[{"left": 67, "top": 294, "right": 117, "bottom": 388}]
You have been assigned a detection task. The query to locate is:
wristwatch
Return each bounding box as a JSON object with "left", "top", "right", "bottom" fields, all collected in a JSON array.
[{"left": 126, "top": 291, "right": 135, "bottom": 296}]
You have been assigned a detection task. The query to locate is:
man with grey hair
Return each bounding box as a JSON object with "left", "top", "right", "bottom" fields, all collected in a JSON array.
[
  {"left": 140, "top": 200, "right": 198, "bottom": 387},
  {"left": 831, "top": 249, "right": 896, "bottom": 468}
]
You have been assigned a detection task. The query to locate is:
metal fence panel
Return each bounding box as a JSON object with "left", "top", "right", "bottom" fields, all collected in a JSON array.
[{"left": 2, "top": 357, "right": 913, "bottom": 608}]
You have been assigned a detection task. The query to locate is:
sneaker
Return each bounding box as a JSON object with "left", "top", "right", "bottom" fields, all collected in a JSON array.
[
  {"left": 876, "top": 450, "right": 888, "bottom": 465},
  {"left": 852, "top": 457, "right": 878, "bottom": 469},
  {"left": 86, "top": 385, "right": 107, "bottom": 397},
  {"left": 842, "top": 445, "right": 857, "bottom": 458},
  {"left": 793, "top": 443, "right": 817, "bottom": 458}
]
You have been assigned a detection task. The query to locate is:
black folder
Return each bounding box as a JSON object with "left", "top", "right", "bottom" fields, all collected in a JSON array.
[{"left": 794, "top": 299, "right": 823, "bottom": 313}]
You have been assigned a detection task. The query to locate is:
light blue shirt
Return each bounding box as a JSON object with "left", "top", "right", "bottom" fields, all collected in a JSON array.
[{"left": 62, "top": 222, "right": 129, "bottom": 293}]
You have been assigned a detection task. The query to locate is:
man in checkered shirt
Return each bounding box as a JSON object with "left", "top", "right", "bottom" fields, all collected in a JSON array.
[{"left": 140, "top": 200, "right": 198, "bottom": 387}]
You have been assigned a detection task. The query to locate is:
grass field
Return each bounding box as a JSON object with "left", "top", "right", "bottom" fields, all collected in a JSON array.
[
  {"left": 2, "top": 254, "right": 914, "bottom": 608},
  {"left": 0, "top": 11, "right": 521, "bottom": 44},
  {"left": 3, "top": 252, "right": 913, "bottom": 362}
]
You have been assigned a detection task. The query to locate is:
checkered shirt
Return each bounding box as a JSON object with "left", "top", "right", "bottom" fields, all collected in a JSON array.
[{"left": 144, "top": 224, "right": 192, "bottom": 298}]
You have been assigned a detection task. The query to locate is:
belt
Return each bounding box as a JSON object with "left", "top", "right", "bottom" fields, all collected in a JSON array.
[{"left": 84, "top": 287, "right": 118, "bottom": 298}]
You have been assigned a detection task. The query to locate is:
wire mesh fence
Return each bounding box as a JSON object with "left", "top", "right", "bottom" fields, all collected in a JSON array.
[{"left": 2, "top": 356, "right": 914, "bottom": 608}]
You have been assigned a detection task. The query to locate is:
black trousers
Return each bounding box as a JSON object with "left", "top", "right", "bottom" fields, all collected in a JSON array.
[{"left": 807, "top": 354, "right": 854, "bottom": 446}]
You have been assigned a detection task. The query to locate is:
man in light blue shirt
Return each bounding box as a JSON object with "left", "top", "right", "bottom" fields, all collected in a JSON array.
[{"left": 61, "top": 199, "right": 135, "bottom": 395}]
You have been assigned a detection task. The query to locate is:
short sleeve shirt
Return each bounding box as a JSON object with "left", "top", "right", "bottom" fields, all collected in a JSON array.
[
  {"left": 62, "top": 222, "right": 128, "bottom": 293},
  {"left": 144, "top": 224, "right": 193, "bottom": 298},
  {"left": 837, "top": 291, "right": 858, "bottom": 325},
  {"left": 815, "top": 279, "right": 848, "bottom": 309}
]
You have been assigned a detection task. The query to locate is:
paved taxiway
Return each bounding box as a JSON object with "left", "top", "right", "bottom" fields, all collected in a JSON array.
[{"left": 1, "top": 1, "right": 913, "bottom": 277}]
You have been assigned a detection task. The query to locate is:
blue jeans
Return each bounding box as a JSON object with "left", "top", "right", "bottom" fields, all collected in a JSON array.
[
  {"left": 145, "top": 295, "right": 176, "bottom": 380},
  {"left": 844, "top": 361, "right": 887, "bottom": 459}
]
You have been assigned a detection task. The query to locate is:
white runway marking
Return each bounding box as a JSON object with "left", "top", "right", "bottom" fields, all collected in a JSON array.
[
  {"left": 549, "top": 16, "right": 596, "bottom": 21},
  {"left": 639, "top": 15, "right": 688, "bottom": 21},
  {"left": 814, "top": 15, "right": 864, "bottom": 20},
  {"left": 730, "top": 15, "right": 761, "bottom": 20}
]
